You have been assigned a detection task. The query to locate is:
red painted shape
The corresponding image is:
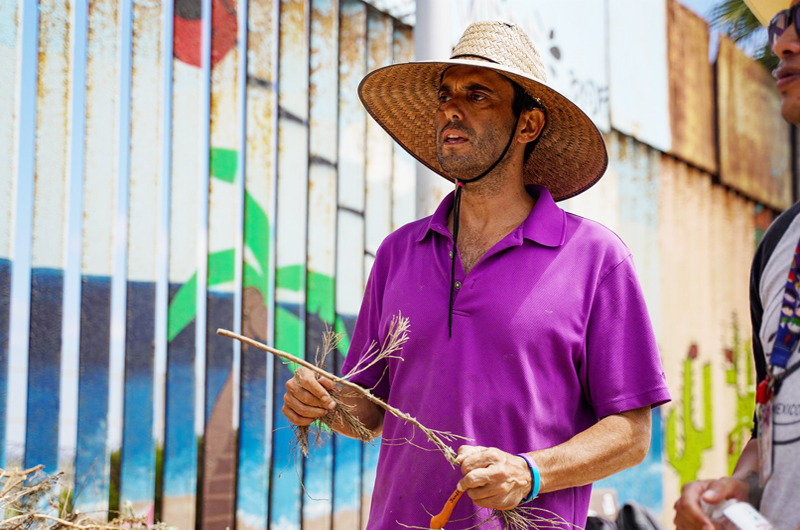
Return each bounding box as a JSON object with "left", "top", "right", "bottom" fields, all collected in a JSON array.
[{"left": 173, "top": 0, "right": 237, "bottom": 69}]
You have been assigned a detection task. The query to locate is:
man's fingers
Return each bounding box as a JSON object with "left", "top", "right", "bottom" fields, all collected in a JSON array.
[
  {"left": 281, "top": 402, "right": 315, "bottom": 426},
  {"left": 702, "top": 478, "right": 747, "bottom": 503},
  {"left": 458, "top": 468, "right": 491, "bottom": 492},
  {"left": 318, "top": 377, "right": 336, "bottom": 390},
  {"left": 292, "top": 367, "right": 336, "bottom": 410},
  {"left": 459, "top": 447, "right": 501, "bottom": 475},
  {"left": 674, "top": 480, "right": 713, "bottom": 530},
  {"left": 456, "top": 445, "right": 484, "bottom": 465},
  {"left": 284, "top": 392, "right": 329, "bottom": 420},
  {"left": 292, "top": 385, "right": 330, "bottom": 409}
]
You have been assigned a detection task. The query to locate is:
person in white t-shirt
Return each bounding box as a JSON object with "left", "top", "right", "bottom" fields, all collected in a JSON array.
[{"left": 674, "top": 2, "right": 800, "bottom": 530}]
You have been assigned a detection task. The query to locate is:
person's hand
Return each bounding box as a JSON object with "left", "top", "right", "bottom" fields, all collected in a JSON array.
[
  {"left": 674, "top": 477, "right": 749, "bottom": 530},
  {"left": 455, "top": 446, "right": 532, "bottom": 510},
  {"left": 282, "top": 366, "right": 337, "bottom": 426}
]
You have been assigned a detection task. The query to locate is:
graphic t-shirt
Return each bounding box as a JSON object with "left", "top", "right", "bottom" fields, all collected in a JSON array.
[{"left": 751, "top": 201, "right": 800, "bottom": 530}]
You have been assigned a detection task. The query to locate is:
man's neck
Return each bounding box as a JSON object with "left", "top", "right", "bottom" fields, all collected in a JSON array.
[{"left": 451, "top": 173, "right": 534, "bottom": 235}]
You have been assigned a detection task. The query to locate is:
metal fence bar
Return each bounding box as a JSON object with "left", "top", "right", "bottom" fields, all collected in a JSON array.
[
  {"left": 73, "top": 0, "right": 120, "bottom": 513},
  {"left": 24, "top": 0, "right": 72, "bottom": 473},
  {"left": 6, "top": 0, "right": 37, "bottom": 469},
  {"left": 0, "top": 0, "right": 22, "bottom": 469},
  {"left": 236, "top": 0, "right": 278, "bottom": 528},
  {"left": 304, "top": 0, "right": 340, "bottom": 526},
  {"left": 119, "top": 0, "right": 164, "bottom": 517},
  {"left": 390, "top": 23, "right": 415, "bottom": 232},
  {"left": 162, "top": 0, "right": 204, "bottom": 523},
  {"left": 201, "top": 0, "right": 242, "bottom": 524},
  {"left": 270, "top": 0, "right": 311, "bottom": 526},
  {"left": 359, "top": 9, "right": 393, "bottom": 523},
  {"left": 195, "top": 0, "right": 212, "bottom": 459},
  {"left": 152, "top": 0, "right": 175, "bottom": 494},
  {"left": 60, "top": 0, "right": 89, "bottom": 484},
  {"left": 333, "top": 1, "right": 368, "bottom": 527}
]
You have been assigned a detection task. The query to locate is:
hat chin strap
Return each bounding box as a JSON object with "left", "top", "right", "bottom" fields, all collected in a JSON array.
[{"left": 447, "top": 110, "right": 522, "bottom": 338}]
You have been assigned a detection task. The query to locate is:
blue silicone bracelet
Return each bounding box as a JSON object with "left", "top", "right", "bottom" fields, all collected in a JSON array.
[{"left": 517, "top": 453, "right": 540, "bottom": 503}]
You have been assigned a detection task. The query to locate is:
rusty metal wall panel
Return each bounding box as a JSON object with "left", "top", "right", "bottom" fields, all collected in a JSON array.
[
  {"left": 658, "top": 154, "right": 756, "bottom": 523},
  {"left": 667, "top": 0, "right": 717, "bottom": 174},
  {"left": 717, "top": 37, "right": 792, "bottom": 210}
]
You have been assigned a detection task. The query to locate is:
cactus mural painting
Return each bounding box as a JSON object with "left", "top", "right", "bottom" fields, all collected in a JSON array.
[
  {"left": 725, "top": 316, "right": 756, "bottom": 475},
  {"left": 666, "top": 344, "right": 714, "bottom": 486}
]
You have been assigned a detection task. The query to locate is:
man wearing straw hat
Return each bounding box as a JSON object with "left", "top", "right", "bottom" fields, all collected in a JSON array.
[
  {"left": 675, "top": 2, "right": 800, "bottom": 530},
  {"left": 283, "top": 22, "right": 671, "bottom": 529}
]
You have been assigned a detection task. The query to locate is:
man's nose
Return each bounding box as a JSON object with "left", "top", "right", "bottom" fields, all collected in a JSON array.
[
  {"left": 439, "top": 97, "right": 464, "bottom": 121},
  {"left": 773, "top": 20, "right": 800, "bottom": 58}
]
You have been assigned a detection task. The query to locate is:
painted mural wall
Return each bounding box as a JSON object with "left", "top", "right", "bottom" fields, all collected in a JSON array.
[
  {"left": 0, "top": 0, "right": 414, "bottom": 528},
  {"left": 0, "top": 0, "right": 793, "bottom": 529}
]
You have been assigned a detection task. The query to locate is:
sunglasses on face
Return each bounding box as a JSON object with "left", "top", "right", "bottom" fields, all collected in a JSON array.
[{"left": 769, "top": 4, "right": 800, "bottom": 47}]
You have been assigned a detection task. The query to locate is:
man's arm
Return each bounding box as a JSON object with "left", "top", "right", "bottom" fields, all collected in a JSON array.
[
  {"left": 456, "top": 406, "right": 651, "bottom": 510},
  {"left": 282, "top": 366, "right": 385, "bottom": 439}
]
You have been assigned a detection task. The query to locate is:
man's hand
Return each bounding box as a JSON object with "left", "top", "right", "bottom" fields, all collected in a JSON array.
[
  {"left": 456, "top": 446, "right": 531, "bottom": 511},
  {"left": 282, "top": 366, "right": 337, "bottom": 426},
  {"left": 674, "top": 477, "right": 749, "bottom": 530}
]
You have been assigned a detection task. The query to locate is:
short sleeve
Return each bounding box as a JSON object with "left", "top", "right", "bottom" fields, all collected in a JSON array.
[
  {"left": 581, "top": 255, "right": 671, "bottom": 418},
  {"left": 341, "top": 263, "right": 392, "bottom": 401}
]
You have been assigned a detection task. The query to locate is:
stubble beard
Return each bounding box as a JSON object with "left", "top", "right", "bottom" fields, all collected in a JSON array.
[{"left": 436, "top": 122, "right": 514, "bottom": 196}]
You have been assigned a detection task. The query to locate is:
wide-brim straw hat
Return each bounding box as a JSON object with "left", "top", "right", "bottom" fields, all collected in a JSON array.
[
  {"left": 358, "top": 21, "right": 608, "bottom": 201},
  {"left": 744, "top": 0, "right": 788, "bottom": 25}
]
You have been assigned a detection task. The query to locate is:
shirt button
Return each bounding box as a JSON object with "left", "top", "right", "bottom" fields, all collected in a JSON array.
[
  {"left": 449, "top": 250, "right": 454, "bottom": 259},
  {"left": 454, "top": 281, "right": 462, "bottom": 290}
]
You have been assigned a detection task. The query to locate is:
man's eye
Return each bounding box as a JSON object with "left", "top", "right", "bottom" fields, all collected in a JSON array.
[
  {"left": 438, "top": 94, "right": 451, "bottom": 102},
  {"left": 471, "top": 93, "right": 486, "bottom": 101}
]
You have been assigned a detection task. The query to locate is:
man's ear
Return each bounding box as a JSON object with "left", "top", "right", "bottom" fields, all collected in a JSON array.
[{"left": 517, "top": 108, "right": 546, "bottom": 145}]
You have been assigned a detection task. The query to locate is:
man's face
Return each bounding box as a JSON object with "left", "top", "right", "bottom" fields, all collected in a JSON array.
[
  {"left": 435, "top": 66, "right": 517, "bottom": 177},
  {"left": 773, "top": 0, "right": 800, "bottom": 124}
]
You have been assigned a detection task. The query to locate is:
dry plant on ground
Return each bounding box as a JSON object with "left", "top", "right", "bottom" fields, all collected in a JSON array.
[{"left": 0, "top": 465, "right": 170, "bottom": 529}]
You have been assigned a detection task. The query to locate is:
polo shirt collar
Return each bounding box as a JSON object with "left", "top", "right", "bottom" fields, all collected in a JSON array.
[{"left": 415, "top": 185, "right": 566, "bottom": 248}]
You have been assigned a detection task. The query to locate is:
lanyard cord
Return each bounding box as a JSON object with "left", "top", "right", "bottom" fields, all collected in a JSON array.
[{"left": 448, "top": 110, "right": 522, "bottom": 338}]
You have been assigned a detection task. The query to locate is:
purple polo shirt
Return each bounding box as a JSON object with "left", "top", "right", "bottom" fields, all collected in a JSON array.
[{"left": 342, "top": 186, "right": 670, "bottom": 529}]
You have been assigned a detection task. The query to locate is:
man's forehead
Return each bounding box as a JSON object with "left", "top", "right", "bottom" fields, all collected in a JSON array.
[{"left": 439, "top": 66, "right": 510, "bottom": 89}]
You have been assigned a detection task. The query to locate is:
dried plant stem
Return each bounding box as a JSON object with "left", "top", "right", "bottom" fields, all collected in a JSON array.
[{"left": 217, "top": 325, "right": 467, "bottom": 465}]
